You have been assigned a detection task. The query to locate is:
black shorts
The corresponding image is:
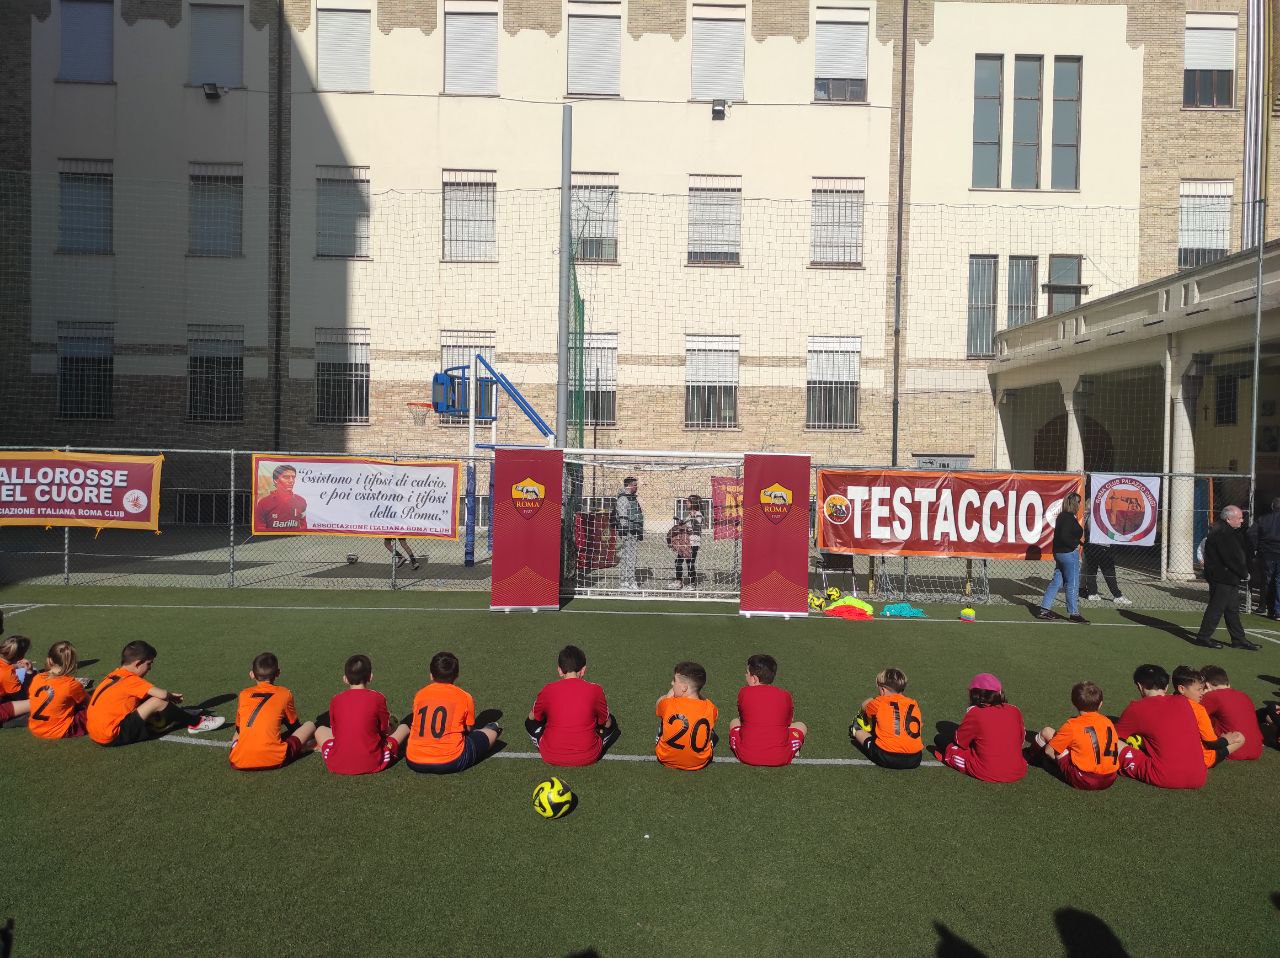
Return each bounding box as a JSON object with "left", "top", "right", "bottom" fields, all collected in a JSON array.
[
  {"left": 861, "top": 738, "right": 922, "bottom": 770},
  {"left": 1209, "top": 739, "right": 1229, "bottom": 768},
  {"left": 406, "top": 729, "right": 492, "bottom": 775},
  {"left": 108, "top": 711, "right": 152, "bottom": 748}
]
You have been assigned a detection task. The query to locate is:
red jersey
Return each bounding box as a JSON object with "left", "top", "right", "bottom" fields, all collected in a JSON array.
[
  {"left": 324, "top": 688, "right": 393, "bottom": 775},
  {"left": 735, "top": 684, "right": 796, "bottom": 766},
  {"left": 254, "top": 490, "right": 308, "bottom": 531},
  {"left": 530, "top": 677, "right": 609, "bottom": 767},
  {"left": 1116, "top": 694, "right": 1206, "bottom": 789},
  {"left": 954, "top": 703, "right": 1027, "bottom": 783},
  {"left": 1201, "top": 688, "right": 1263, "bottom": 761}
]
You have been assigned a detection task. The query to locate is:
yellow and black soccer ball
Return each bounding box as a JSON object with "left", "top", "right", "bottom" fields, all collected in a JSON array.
[
  {"left": 532, "top": 777, "right": 576, "bottom": 819},
  {"left": 807, "top": 591, "right": 826, "bottom": 612},
  {"left": 825, "top": 586, "right": 842, "bottom": 604}
]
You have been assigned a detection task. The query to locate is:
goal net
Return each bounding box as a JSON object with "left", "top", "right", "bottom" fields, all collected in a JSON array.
[{"left": 562, "top": 453, "right": 743, "bottom": 600}]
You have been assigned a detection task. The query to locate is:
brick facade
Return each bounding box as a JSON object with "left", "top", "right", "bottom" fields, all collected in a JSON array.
[
  {"left": 376, "top": 0, "right": 437, "bottom": 36},
  {"left": 751, "top": 0, "right": 808, "bottom": 42},
  {"left": 627, "top": 0, "right": 686, "bottom": 40},
  {"left": 504, "top": 0, "right": 561, "bottom": 37}
]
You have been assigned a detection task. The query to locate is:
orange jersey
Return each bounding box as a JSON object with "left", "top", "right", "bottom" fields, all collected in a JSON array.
[
  {"left": 0, "top": 660, "right": 22, "bottom": 697},
  {"left": 87, "top": 667, "right": 154, "bottom": 744},
  {"left": 655, "top": 695, "right": 719, "bottom": 770},
  {"left": 864, "top": 693, "right": 924, "bottom": 754},
  {"left": 27, "top": 674, "right": 89, "bottom": 740},
  {"left": 406, "top": 682, "right": 475, "bottom": 765},
  {"left": 1187, "top": 699, "right": 1220, "bottom": 768},
  {"left": 230, "top": 682, "right": 299, "bottom": 770},
  {"left": 1048, "top": 711, "right": 1120, "bottom": 775}
]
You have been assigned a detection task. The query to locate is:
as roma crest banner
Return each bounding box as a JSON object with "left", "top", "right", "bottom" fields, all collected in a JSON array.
[
  {"left": 740, "top": 454, "right": 810, "bottom": 617},
  {"left": 1088, "top": 474, "right": 1161, "bottom": 546},
  {"left": 491, "top": 448, "right": 563, "bottom": 610}
]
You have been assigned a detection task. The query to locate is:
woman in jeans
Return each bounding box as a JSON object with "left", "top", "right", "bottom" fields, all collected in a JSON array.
[{"left": 1036, "top": 492, "right": 1089, "bottom": 624}]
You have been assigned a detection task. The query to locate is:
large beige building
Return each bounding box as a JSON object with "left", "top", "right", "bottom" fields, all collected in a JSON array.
[{"left": 1, "top": 0, "right": 1278, "bottom": 471}]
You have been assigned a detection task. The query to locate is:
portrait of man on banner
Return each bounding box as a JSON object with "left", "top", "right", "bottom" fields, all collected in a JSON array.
[{"left": 254, "top": 463, "right": 308, "bottom": 533}]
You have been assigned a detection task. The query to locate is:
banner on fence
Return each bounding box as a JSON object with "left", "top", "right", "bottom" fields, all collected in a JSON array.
[
  {"left": 816, "top": 470, "right": 1082, "bottom": 560},
  {"left": 491, "top": 448, "right": 563, "bottom": 610},
  {"left": 740, "top": 454, "right": 810, "bottom": 616},
  {"left": 1088, "top": 474, "right": 1161, "bottom": 546},
  {"left": 250, "top": 455, "right": 460, "bottom": 538},
  {"left": 709, "top": 475, "right": 743, "bottom": 541},
  {"left": 0, "top": 451, "right": 163, "bottom": 531}
]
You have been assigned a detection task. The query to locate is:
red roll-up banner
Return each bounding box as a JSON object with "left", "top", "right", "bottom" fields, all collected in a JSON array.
[
  {"left": 491, "top": 448, "right": 563, "bottom": 610},
  {"left": 816, "top": 469, "right": 1082, "bottom": 560},
  {"left": 740, "top": 453, "right": 811, "bottom": 617}
]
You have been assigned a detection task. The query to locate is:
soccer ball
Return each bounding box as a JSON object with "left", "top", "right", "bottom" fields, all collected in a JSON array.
[
  {"left": 824, "top": 586, "right": 842, "bottom": 603},
  {"left": 1124, "top": 734, "right": 1143, "bottom": 750},
  {"left": 532, "top": 777, "right": 576, "bottom": 819},
  {"left": 807, "top": 592, "right": 826, "bottom": 612},
  {"left": 346, "top": 553, "right": 359, "bottom": 565}
]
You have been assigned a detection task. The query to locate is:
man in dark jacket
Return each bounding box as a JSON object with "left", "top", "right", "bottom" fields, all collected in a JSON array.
[
  {"left": 1195, "top": 505, "right": 1258, "bottom": 649},
  {"left": 1246, "top": 497, "right": 1280, "bottom": 620}
]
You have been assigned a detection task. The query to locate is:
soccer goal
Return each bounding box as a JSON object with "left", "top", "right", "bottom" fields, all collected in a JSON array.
[
  {"left": 867, "top": 555, "right": 992, "bottom": 604},
  {"left": 561, "top": 451, "right": 744, "bottom": 600}
]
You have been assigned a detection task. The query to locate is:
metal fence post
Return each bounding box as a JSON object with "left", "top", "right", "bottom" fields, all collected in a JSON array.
[
  {"left": 228, "top": 450, "right": 237, "bottom": 588},
  {"left": 63, "top": 444, "right": 70, "bottom": 586},
  {"left": 390, "top": 452, "right": 398, "bottom": 591}
]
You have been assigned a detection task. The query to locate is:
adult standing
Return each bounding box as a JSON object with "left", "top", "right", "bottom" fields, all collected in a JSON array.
[
  {"left": 614, "top": 476, "right": 644, "bottom": 591},
  {"left": 1080, "top": 541, "right": 1132, "bottom": 605},
  {"left": 1246, "top": 496, "right": 1280, "bottom": 620},
  {"left": 1196, "top": 505, "right": 1259, "bottom": 649},
  {"left": 1036, "top": 492, "right": 1089, "bottom": 624}
]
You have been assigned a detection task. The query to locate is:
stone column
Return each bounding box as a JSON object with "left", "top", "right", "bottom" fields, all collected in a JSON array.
[
  {"left": 993, "top": 391, "right": 1012, "bottom": 469},
  {"left": 1168, "top": 352, "right": 1203, "bottom": 579},
  {"left": 1061, "top": 377, "right": 1083, "bottom": 474}
]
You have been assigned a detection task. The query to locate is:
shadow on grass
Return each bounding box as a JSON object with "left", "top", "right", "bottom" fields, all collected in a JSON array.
[
  {"left": 1118, "top": 610, "right": 1199, "bottom": 645},
  {"left": 934, "top": 921, "right": 986, "bottom": 957},
  {"left": 1, "top": 918, "right": 12, "bottom": 958},
  {"left": 565, "top": 950, "right": 599, "bottom": 958},
  {"left": 935, "top": 909, "right": 1130, "bottom": 958},
  {"left": 191, "top": 693, "right": 236, "bottom": 711}
]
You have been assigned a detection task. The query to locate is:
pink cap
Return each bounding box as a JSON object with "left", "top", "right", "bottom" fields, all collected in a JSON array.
[{"left": 970, "top": 672, "right": 1003, "bottom": 692}]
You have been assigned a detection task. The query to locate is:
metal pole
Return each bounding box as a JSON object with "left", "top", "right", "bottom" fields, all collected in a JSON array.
[
  {"left": 555, "top": 103, "right": 573, "bottom": 447},
  {"left": 228, "top": 450, "right": 237, "bottom": 588},
  {"left": 889, "top": 0, "right": 910, "bottom": 467},
  {"left": 468, "top": 353, "right": 477, "bottom": 458},
  {"left": 1246, "top": 197, "right": 1266, "bottom": 520},
  {"left": 390, "top": 453, "right": 398, "bottom": 590},
  {"left": 270, "top": 0, "right": 285, "bottom": 449},
  {"left": 63, "top": 444, "right": 70, "bottom": 586}
]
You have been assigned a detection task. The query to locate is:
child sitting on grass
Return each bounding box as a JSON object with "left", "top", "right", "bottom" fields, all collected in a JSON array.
[
  {"left": 405, "top": 651, "right": 501, "bottom": 774},
  {"left": 1116, "top": 664, "right": 1208, "bottom": 789},
  {"left": 315, "top": 653, "right": 410, "bottom": 775},
  {"left": 229, "top": 652, "right": 315, "bottom": 771},
  {"left": 1031, "top": 681, "right": 1119, "bottom": 790},
  {"left": 1171, "top": 665, "right": 1242, "bottom": 769},
  {"left": 88, "top": 640, "right": 225, "bottom": 746},
  {"left": 849, "top": 667, "right": 923, "bottom": 770},
  {"left": 1199, "top": 664, "right": 1264, "bottom": 761},
  {"left": 655, "top": 661, "right": 718, "bottom": 771},
  {"left": 932, "top": 673, "right": 1027, "bottom": 783},
  {"left": 0, "top": 635, "right": 34, "bottom": 727},
  {"left": 526, "top": 645, "right": 620, "bottom": 767},
  {"left": 27, "top": 641, "right": 92, "bottom": 740},
  {"left": 729, "top": 654, "right": 807, "bottom": 767}
]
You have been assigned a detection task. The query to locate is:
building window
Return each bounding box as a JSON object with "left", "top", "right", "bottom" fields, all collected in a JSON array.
[
  {"left": 440, "top": 330, "right": 496, "bottom": 424},
  {"left": 316, "top": 165, "right": 370, "bottom": 258},
  {"left": 189, "top": 4, "right": 244, "bottom": 88},
  {"left": 1051, "top": 57, "right": 1081, "bottom": 190},
  {"left": 189, "top": 163, "right": 243, "bottom": 257},
  {"left": 57, "top": 322, "right": 113, "bottom": 419},
  {"left": 59, "top": 0, "right": 113, "bottom": 83},
  {"left": 1007, "top": 255, "right": 1038, "bottom": 328},
  {"left": 1045, "top": 254, "right": 1085, "bottom": 314},
  {"left": 966, "top": 254, "right": 997, "bottom": 358},
  {"left": 57, "top": 159, "right": 112, "bottom": 254},
  {"left": 691, "top": 16, "right": 745, "bottom": 102},
  {"left": 315, "top": 328, "right": 370, "bottom": 424},
  {"left": 443, "top": 170, "right": 497, "bottom": 262},
  {"left": 1184, "top": 14, "right": 1236, "bottom": 108},
  {"left": 571, "top": 173, "right": 618, "bottom": 263},
  {"left": 1214, "top": 375, "right": 1238, "bottom": 426},
  {"left": 572, "top": 332, "right": 618, "bottom": 426},
  {"left": 188, "top": 325, "right": 244, "bottom": 422},
  {"left": 810, "top": 177, "right": 864, "bottom": 267},
  {"left": 972, "top": 55, "right": 1003, "bottom": 189},
  {"left": 1011, "top": 56, "right": 1042, "bottom": 190},
  {"left": 316, "top": 8, "right": 370, "bottom": 91},
  {"left": 687, "top": 175, "right": 741, "bottom": 266},
  {"left": 685, "top": 335, "right": 738, "bottom": 429},
  {"left": 445, "top": 12, "right": 499, "bottom": 95},
  {"left": 806, "top": 336, "right": 860, "bottom": 429},
  {"left": 567, "top": 14, "right": 620, "bottom": 96},
  {"left": 814, "top": 20, "right": 868, "bottom": 103},
  {"left": 1178, "top": 180, "right": 1232, "bottom": 269}
]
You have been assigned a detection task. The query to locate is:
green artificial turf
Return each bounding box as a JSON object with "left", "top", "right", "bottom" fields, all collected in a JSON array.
[{"left": 1, "top": 587, "right": 1278, "bottom": 957}]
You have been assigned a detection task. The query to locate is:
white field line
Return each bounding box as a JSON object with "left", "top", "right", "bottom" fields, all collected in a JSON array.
[
  {"left": 155, "top": 735, "right": 944, "bottom": 767},
  {"left": 0, "top": 604, "right": 44, "bottom": 617},
  {"left": 1245, "top": 629, "right": 1280, "bottom": 646}
]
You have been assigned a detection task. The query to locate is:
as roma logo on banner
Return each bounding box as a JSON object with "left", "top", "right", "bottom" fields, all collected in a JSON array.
[
  {"left": 758, "top": 482, "right": 793, "bottom": 525},
  {"left": 511, "top": 477, "right": 546, "bottom": 519}
]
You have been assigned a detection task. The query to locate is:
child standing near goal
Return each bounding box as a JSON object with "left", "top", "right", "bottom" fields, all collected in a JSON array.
[
  {"left": 655, "top": 661, "right": 718, "bottom": 770},
  {"left": 685, "top": 495, "right": 705, "bottom": 586},
  {"left": 849, "top": 667, "right": 923, "bottom": 769},
  {"left": 1030, "top": 681, "right": 1119, "bottom": 790},
  {"left": 932, "top": 673, "right": 1027, "bottom": 783},
  {"left": 729, "top": 654, "right": 807, "bottom": 767},
  {"left": 666, "top": 516, "right": 693, "bottom": 591}
]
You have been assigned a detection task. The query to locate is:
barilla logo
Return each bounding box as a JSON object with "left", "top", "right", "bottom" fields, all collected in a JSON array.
[
  {"left": 512, "top": 478, "right": 545, "bottom": 519},
  {"left": 759, "top": 482, "right": 792, "bottom": 524}
]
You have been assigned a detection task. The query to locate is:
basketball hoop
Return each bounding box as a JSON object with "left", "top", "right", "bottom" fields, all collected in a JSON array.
[{"left": 406, "top": 401, "right": 434, "bottom": 426}]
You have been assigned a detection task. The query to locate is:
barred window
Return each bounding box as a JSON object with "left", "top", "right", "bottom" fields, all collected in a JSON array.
[
  {"left": 806, "top": 336, "right": 860, "bottom": 429},
  {"left": 572, "top": 332, "right": 618, "bottom": 426},
  {"left": 966, "top": 254, "right": 997, "bottom": 358},
  {"left": 685, "top": 334, "right": 738, "bottom": 429},
  {"left": 58, "top": 158, "right": 112, "bottom": 254},
  {"left": 189, "top": 162, "right": 243, "bottom": 256},
  {"left": 443, "top": 170, "right": 497, "bottom": 262},
  {"left": 315, "top": 328, "right": 370, "bottom": 424},
  {"left": 188, "top": 324, "right": 244, "bottom": 422},
  {"left": 688, "top": 175, "right": 741, "bottom": 266},
  {"left": 316, "top": 165, "right": 370, "bottom": 258},
  {"left": 810, "top": 177, "right": 864, "bottom": 266},
  {"left": 1178, "top": 181, "right": 1232, "bottom": 270},
  {"left": 57, "top": 321, "right": 113, "bottom": 419},
  {"left": 441, "top": 330, "right": 496, "bottom": 424},
  {"left": 571, "top": 173, "right": 618, "bottom": 263},
  {"left": 1007, "top": 255, "right": 1038, "bottom": 328}
]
